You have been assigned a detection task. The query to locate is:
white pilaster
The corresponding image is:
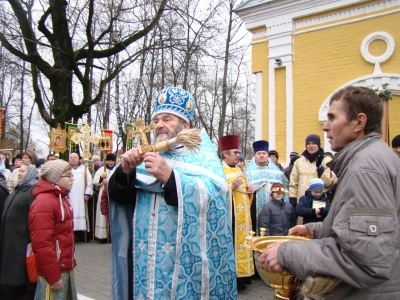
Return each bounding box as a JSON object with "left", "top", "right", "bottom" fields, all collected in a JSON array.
[
  {"left": 255, "top": 72, "right": 263, "bottom": 141},
  {"left": 268, "top": 60, "right": 276, "bottom": 149},
  {"left": 323, "top": 130, "right": 332, "bottom": 153},
  {"left": 285, "top": 62, "right": 293, "bottom": 163}
]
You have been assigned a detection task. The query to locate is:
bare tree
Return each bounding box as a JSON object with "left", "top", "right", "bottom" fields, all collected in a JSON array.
[{"left": 0, "top": 0, "right": 167, "bottom": 127}]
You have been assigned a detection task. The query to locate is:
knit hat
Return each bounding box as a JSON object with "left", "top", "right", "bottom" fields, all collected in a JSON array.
[
  {"left": 40, "top": 160, "right": 70, "bottom": 184},
  {"left": 305, "top": 134, "right": 321, "bottom": 147},
  {"left": 239, "top": 154, "right": 245, "bottom": 161},
  {"left": 309, "top": 178, "right": 324, "bottom": 191},
  {"left": 290, "top": 151, "right": 299, "bottom": 158},
  {"left": 34, "top": 158, "right": 46, "bottom": 169},
  {"left": 22, "top": 149, "right": 38, "bottom": 164},
  {"left": 92, "top": 155, "right": 100, "bottom": 161},
  {"left": 392, "top": 135, "right": 400, "bottom": 148},
  {"left": 268, "top": 150, "right": 279, "bottom": 159},
  {"left": 271, "top": 182, "right": 285, "bottom": 193},
  {"left": 106, "top": 153, "right": 116, "bottom": 161}
]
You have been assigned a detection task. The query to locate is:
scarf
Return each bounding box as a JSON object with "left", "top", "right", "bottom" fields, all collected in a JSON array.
[
  {"left": 302, "top": 147, "right": 325, "bottom": 165},
  {"left": 18, "top": 164, "right": 39, "bottom": 187}
]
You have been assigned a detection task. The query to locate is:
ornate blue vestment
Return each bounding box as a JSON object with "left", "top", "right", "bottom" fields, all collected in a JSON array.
[
  {"left": 245, "top": 158, "right": 289, "bottom": 233},
  {"left": 110, "top": 129, "right": 237, "bottom": 299}
]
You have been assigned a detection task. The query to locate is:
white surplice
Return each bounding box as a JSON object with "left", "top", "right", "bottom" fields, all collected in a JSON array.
[
  {"left": 93, "top": 165, "right": 116, "bottom": 239},
  {"left": 70, "top": 164, "right": 93, "bottom": 231}
]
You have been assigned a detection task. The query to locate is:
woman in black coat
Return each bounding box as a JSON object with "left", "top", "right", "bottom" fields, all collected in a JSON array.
[
  {"left": 0, "top": 173, "right": 10, "bottom": 230},
  {"left": 0, "top": 164, "right": 39, "bottom": 300}
]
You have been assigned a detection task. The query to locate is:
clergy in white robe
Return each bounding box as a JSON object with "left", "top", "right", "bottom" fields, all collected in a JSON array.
[
  {"left": 69, "top": 153, "right": 93, "bottom": 231},
  {"left": 93, "top": 153, "right": 117, "bottom": 239}
]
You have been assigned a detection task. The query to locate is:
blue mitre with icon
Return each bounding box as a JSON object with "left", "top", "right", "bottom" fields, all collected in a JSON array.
[{"left": 153, "top": 87, "right": 196, "bottom": 123}]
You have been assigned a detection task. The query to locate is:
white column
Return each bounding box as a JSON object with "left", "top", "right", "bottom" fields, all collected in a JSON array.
[
  {"left": 255, "top": 72, "right": 263, "bottom": 141},
  {"left": 268, "top": 59, "right": 276, "bottom": 148},
  {"left": 323, "top": 130, "right": 333, "bottom": 153},
  {"left": 285, "top": 62, "right": 293, "bottom": 164}
]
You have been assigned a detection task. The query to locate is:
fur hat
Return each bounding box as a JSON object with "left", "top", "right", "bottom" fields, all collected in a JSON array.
[
  {"left": 392, "top": 135, "right": 400, "bottom": 148},
  {"left": 22, "top": 149, "right": 38, "bottom": 164},
  {"left": 309, "top": 178, "right": 324, "bottom": 191},
  {"left": 305, "top": 134, "right": 321, "bottom": 147},
  {"left": 40, "top": 160, "right": 70, "bottom": 184}
]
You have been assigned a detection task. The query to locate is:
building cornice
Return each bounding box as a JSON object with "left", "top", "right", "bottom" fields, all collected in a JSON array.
[
  {"left": 235, "top": 0, "right": 365, "bottom": 31},
  {"left": 296, "top": 0, "right": 400, "bottom": 30}
]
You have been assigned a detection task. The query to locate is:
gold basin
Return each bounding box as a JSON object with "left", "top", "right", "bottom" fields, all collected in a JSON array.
[{"left": 245, "top": 235, "right": 309, "bottom": 300}]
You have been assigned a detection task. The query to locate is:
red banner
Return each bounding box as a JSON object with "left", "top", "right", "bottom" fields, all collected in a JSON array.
[{"left": 103, "top": 129, "right": 113, "bottom": 153}]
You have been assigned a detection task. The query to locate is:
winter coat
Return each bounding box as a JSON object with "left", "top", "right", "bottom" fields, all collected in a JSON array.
[
  {"left": 258, "top": 199, "right": 296, "bottom": 236},
  {"left": 278, "top": 133, "right": 400, "bottom": 299},
  {"left": 295, "top": 190, "right": 330, "bottom": 224},
  {"left": 0, "top": 185, "right": 36, "bottom": 285},
  {"left": 29, "top": 179, "right": 76, "bottom": 285},
  {"left": 289, "top": 154, "right": 336, "bottom": 201},
  {"left": 283, "top": 165, "right": 293, "bottom": 180}
]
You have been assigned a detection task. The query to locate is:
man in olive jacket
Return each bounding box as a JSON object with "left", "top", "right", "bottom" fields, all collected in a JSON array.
[{"left": 260, "top": 86, "right": 400, "bottom": 299}]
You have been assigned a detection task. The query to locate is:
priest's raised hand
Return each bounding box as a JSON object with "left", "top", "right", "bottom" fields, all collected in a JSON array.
[
  {"left": 143, "top": 152, "right": 172, "bottom": 184},
  {"left": 121, "top": 146, "right": 144, "bottom": 174}
]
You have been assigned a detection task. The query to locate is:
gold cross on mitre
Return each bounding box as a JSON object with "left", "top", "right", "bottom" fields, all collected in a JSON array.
[
  {"left": 71, "top": 123, "right": 101, "bottom": 161},
  {"left": 128, "top": 118, "right": 156, "bottom": 153}
]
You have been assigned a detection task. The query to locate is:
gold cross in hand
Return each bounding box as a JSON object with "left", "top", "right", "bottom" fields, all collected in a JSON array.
[{"left": 130, "top": 118, "right": 156, "bottom": 152}]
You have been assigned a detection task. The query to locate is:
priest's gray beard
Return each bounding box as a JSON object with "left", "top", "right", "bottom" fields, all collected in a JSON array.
[{"left": 155, "top": 122, "right": 183, "bottom": 143}]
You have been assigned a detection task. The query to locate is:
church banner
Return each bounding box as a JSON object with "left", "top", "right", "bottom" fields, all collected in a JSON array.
[
  {"left": 66, "top": 123, "right": 78, "bottom": 151},
  {"left": 102, "top": 129, "right": 113, "bottom": 153}
]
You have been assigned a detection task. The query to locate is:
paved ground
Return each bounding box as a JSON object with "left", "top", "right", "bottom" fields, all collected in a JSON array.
[{"left": 74, "top": 240, "right": 276, "bottom": 299}]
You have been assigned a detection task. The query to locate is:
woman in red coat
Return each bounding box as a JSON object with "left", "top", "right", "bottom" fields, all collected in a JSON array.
[{"left": 29, "top": 160, "right": 77, "bottom": 300}]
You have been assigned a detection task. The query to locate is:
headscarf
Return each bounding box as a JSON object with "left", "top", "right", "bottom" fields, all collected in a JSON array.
[
  {"left": 18, "top": 164, "right": 39, "bottom": 187},
  {"left": 0, "top": 173, "right": 9, "bottom": 195}
]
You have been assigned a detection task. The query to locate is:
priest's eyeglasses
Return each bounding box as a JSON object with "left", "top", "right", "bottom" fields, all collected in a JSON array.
[{"left": 60, "top": 174, "right": 74, "bottom": 179}]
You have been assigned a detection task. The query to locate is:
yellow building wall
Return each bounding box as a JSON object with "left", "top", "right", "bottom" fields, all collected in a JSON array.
[
  {"left": 389, "top": 95, "right": 400, "bottom": 142},
  {"left": 292, "top": 12, "right": 400, "bottom": 152},
  {"left": 251, "top": 41, "right": 269, "bottom": 139},
  {"left": 275, "top": 68, "right": 286, "bottom": 156}
]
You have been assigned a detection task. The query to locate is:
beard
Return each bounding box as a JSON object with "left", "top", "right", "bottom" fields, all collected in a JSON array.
[{"left": 154, "top": 122, "right": 183, "bottom": 143}]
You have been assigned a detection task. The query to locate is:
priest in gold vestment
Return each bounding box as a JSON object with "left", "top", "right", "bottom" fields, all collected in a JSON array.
[{"left": 220, "top": 135, "right": 255, "bottom": 290}]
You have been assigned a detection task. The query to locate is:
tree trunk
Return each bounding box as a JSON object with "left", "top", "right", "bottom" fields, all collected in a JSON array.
[{"left": 217, "top": 1, "right": 234, "bottom": 149}]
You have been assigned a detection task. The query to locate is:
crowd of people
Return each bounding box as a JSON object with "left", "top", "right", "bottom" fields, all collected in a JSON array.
[{"left": 0, "top": 85, "right": 399, "bottom": 299}]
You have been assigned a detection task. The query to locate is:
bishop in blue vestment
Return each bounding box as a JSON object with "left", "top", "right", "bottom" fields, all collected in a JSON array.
[{"left": 108, "top": 87, "right": 237, "bottom": 300}]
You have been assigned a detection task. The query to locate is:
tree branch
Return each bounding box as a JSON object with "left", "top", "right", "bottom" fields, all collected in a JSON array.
[
  {"left": 31, "top": 65, "right": 55, "bottom": 126},
  {"left": 74, "top": 0, "right": 167, "bottom": 61},
  {"left": 37, "top": 6, "right": 54, "bottom": 43}
]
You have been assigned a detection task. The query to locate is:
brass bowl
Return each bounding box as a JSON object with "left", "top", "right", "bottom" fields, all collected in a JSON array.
[{"left": 245, "top": 235, "right": 309, "bottom": 300}]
